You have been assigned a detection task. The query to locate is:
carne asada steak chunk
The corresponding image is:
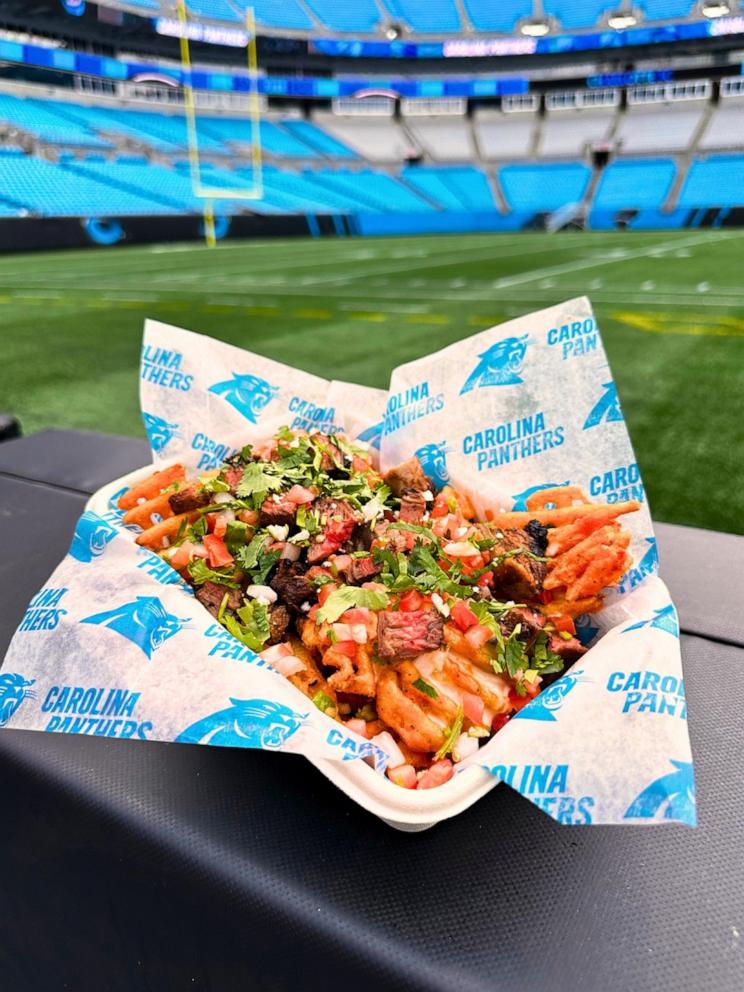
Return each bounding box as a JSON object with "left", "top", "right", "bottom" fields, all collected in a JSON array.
[
  {"left": 268, "top": 604, "right": 291, "bottom": 645},
  {"left": 384, "top": 456, "right": 430, "bottom": 496},
  {"left": 346, "top": 555, "right": 381, "bottom": 584},
  {"left": 524, "top": 519, "right": 551, "bottom": 556},
  {"left": 306, "top": 497, "right": 362, "bottom": 564},
  {"left": 259, "top": 492, "right": 298, "bottom": 528},
  {"left": 499, "top": 607, "right": 546, "bottom": 643},
  {"left": 269, "top": 559, "right": 316, "bottom": 610},
  {"left": 480, "top": 525, "right": 547, "bottom": 600},
  {"left": 195, "top": 581, "right": 242, "bottom": 618},
  {"left": 399, "top": 489, "right": 427, "bottom": 524},
  {"left": 547, "top": 632, "right": 587, "bottom": 665},
  {"left": 168, "top": 485, "right": 211, "bottom": 515},
  {"left": 377, "top": 609, "right": 444, "bottom": 659}
]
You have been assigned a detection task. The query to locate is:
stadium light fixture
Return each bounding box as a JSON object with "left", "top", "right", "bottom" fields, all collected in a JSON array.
[
  {"left": 607, "top": 11, "right": 638, "bottom": 29},
  {"left": 701, "top": 1, "right": 731, "bottom": 16},
  {"left": 519, "top": 18, "right": 550, "bottom": 37}
]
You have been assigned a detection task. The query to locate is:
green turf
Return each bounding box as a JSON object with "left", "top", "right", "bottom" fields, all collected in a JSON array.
[{"left": 2, "top": 229, "right": 743, "bottom": 534}]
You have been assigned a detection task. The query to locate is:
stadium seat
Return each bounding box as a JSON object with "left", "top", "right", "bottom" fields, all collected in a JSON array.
[
  {"left": 401, "top": 166, "right": 496, "bottom": 211},
  {"left": 677, "top": 155, "right": 744, "bottom": 208},
  {"left": 591, "top": 158, "right": 677, "bottom": 210},
  {"left": 461, "top": 0, "right": 529, "bottom": 33},
  {"left": 615, "top": 104, "right": 706, "bottom": 154},
  {"left": 474, "top": 109, "right": 536, "bottom": 160},
  {"left": 404, "top": 117, "right": 476, "bottom": 161},
  {"left": 303, "top": 169, "right": 436, "bottom": 212},
  {"left": 235, "top": 0, "right": 315, "bottom": 31},
  {"left": 280, "top": 120, "right": 358, "bottom": 158},
  {"left": 382, "top": 0, "right": 462, "bottom": 33},
  {"left": 699, "top": 102, "right": 744, "bottom": 152},
  {"left": 185, "top": 0, "right": 240, "bottom": 21},
  {"left": 499, "top": 162, "right": 591, "bottom": 212},
  {"left": 539, "top": 109, "right": 616, "bottom": 158},
  {"left": 0, "top": 94, "right": 111, "bottom": 149},
  {"left": 312, "top": 113, "right": 417, "bottom": 162},
  {"left": 302, "top": 0, "right": 381, "bottom": 32},
  {"left": 637, "top": 0, "right": 695, "bottom": 18},
  {"left": 542, "top": 0, "right": 610, "bottom": 29}
]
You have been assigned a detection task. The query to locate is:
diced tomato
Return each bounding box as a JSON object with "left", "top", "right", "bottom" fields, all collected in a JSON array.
[
  {"left": 285, "top": 484, "right": 315, "bottom": 505},
  {"left": 168, "top": 541, "right": 194, "bottom": 570},
  {"left": 307, "top": 604, "right": 320, "bottom": 622},
  {"left": 460, "top": 554, "right": 485, "bottom": 574},
  {"left": 417, "top": 759, "right": 454, "bottom": 790},
  {"left": 430, "top": 494, "right": 449, "bottom": 518},
  {"left": 553, "top": 614, "right": 576, "bottom": 635},
  {"left": 477, "top": 572, "right": 494, "bottom": 589},
  {"left": 462, "top": 691, "right": 485, "bottom": 726},
  {"left": 352, "top": 455, "right": 372, "bottom": 474},
  {"left": 238, "top": 509, "right": 258, "bottom": 525},
  {"left": 508, "top": 690, "right": 532, "bottom": 712},
  {"left": 451, "top": 600, "right": 479, "bottom": 632},
  {"left": 213, "top": 514, "right": 228, "bottom": 539},
  {"left": 464, "top": 623, "right": 493, "bottom": 651},
  {"left": 203, "top": 534, "right": 234, "bottom": 568},
  {"left": 346, "top": 718, "right": 369, "bottom": 739},
  {"left": 334, "top": 640, "right": 357, "bottom": 658},
  {"left": 523, "top": 679, "right": 541, "bottom": 698},
  {"left": 399, "top": 589, "right": 424, "bottom": 613},
  {"left": 342, "top": 607, "right": 371, "bottom": 625},
  {"left": 205, "top": 512, "right": 217, "bottom": 534},
  {"left": 387, "top": 764, "right": 417, "bottom": 789},
  {"left": 317, "top": 582, "right": 339, "bottom": 607},
  {"left": 492, "top": 713, "right": 511, "bottom": 733}
]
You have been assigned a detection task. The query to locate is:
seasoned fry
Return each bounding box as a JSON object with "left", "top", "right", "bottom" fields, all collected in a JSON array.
[
  {"left": 544, "top": 524, "right": 629, "bottom": 589},
  {"left": 526, "top": 485, "right": 588, "bottom": 511},
  {"left": 546, "top": 508, "right": 623, "bottom": 557},
  {"left": 135, "top": 511, "right": 198, "bottom": 549},
  {"left": 567, "top": 547, "right": 631, "bottom": 601},
  {"left": 122, "top": 489, "right": 178, "bottom": 529},
  {"left": 117, "top": 464, "right": 186, "bottom": 510},
  {"left": 486, "top": 499, "right": 641, "bottom": 530}
]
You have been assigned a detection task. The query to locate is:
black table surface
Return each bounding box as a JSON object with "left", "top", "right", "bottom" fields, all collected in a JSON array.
[{"left": 1, "top": 430, "right": 742, "bottom": 992}]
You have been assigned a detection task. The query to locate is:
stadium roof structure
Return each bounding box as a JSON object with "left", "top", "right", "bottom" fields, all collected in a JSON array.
[{"left": 89, "top": 0, "right": 744, "bottom": 41}]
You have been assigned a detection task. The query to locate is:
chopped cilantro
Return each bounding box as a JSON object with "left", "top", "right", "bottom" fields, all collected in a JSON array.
[
  {"left": 223, "top": 600, "right": 270, "bottom": 653},
  {"left": 235, "top": 462, "right": 284, "bottom": 499},
  {"left": 435, "top": 705, "right": 464, "bottom": 761},
  {"left": 316, "top": 585, "right": 389, "bottom": 624},
  {"left": 489, "top": 623, "right": 529, "bottom": 679},
  {"left": 531, "top": 631, "right": 565, "bottom": 676},
  {"left": 412, "top": 678, "right": 438, "bottom": 699},
  {"left": 188, "top": 558, "right": 239, "bottom": 588},
  {"left": 202, "top": 476, "right": 231, "bottom": 494},
  {"left": 217, "top": 592, "right": 230, "bottom": 622},
  {"left": 224, "top": 520, "right": 249, "bottom": 554},
  {"left": 234, "top": 531, "right": 280, "bottom": 585}
]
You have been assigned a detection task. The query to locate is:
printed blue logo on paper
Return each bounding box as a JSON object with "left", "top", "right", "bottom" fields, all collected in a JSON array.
[
  {"left": 208, "top": 373, "right": 279, "bottom": 423},
  {"left": 414, "top": 442, "right": 450, "bottom": 489},
  {"left": 81, "top": 596, "right": 189, "bottom": 659},
  {"left": 623, "top": 604, "right": 679, "bottom": 638},
  {"left": 618, "top": 537, "right": 659, "bottom": 593},
  {"left": 69, "top": 511, "right": 118, "bottom": 563},
  {"left": 583, "top": 381, "right": 624, "bottom": 429},
  {"left": 0, "top": 673, "right": 36, "bottom": 728},
  {"left": 175, "top": 698, "right": 306, "bottom": 748},
  {"left": 143, "top": 412, "right": 181, "bottom": 453},
  {"left": 357, "top": 420, "right": 384, "bottom": 451},
  {"left": 624, "top": 760, "right": 695, "bottom": 825},
  {"left": 511, "top": 481, "right": 570, "bottom": 511},
  {"left": 574, "top": 613, "right": 600, "bottom": 646},
  {"left": 460, "top": 335, "right": 529, "bottom": 394},
  {"left": 515, "top": 669, "right": 590, "bottom": 722}
]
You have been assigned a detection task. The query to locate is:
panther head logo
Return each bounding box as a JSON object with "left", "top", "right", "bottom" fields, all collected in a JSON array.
[
  {"left": 511, "top": 481, "right": 570, "bottom": 512},
  {"left": 69, "top": 511, "right": 118, "bottom": 564},
  {"left": 0, "top": 673, "right": 36, "bottom": 728},
  {"left": 414, "top": 442, "right": 450, "bottom": 490},
  {"left": 515, "top": 669, "right": 591, "bottom": 722},
  {"left": 624, "top": 604, "right": 679, "bottom": 638},
  {"left": 175, "top": 698, "right": 307, "bottom": 749},
  {"left": 142, "top": 412, "right": 181, "bottom": 454},
  {"left": 357, "top": 420, "right": 384, "bottom": 451},
  {"left": 624, "top": 760, "right": 695, "bottom": 825},
  {"left": 460, "top": 335, "right": 529, "bottom": 394},
  {"left": 583, "top": 381, "right": 624, "bottom": 430},
  {"left": 208, "top": 373, "right": 279, "bottom": 424},
  {"left": 82, "top": 596, "right": 189, "bottom": 659}
]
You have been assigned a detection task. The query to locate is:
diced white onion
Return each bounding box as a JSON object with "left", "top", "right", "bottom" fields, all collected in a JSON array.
[
  {"left": 333, "top": 622, "right": 368, "bottom": 644},
  {"left": 300, "top": 601, "right": 311, "bottom": 613},
  {"left": 443, "top": 541, "right": 480, "bottom": 557},
  {"left": 288, "top": 529, "right": 310, "bottom": 545},
  {"left": 274, "top": 654, "right": 306, "bottom": 678},
  {"left": 247, "top": 584, "right": 277, "bottom": 605},
  {"left": 280, "top": 542, "right": 301, "bottom": 562},
  {"left": 267, "top": 524, "right": 289, "bottom": 542},
  {"left": 422, "top": 490, "right": 434, "bottom": 501},
  {"left": 361, "top": 496, "right": 385, "bottom": 523},
  {"left": 431, "top": 593, "right": 450, "bottom": 618},
  {"left": 213, "top": 492, "right": 233, "bottom": 505},
  {"left": 259, "top": 642, "right": 292, "bottom": 663},
  {"left": 370, "top": 731, "right": 405, "bottom": 769},
  {"left": 453, "top": 732, "right": 480, "bottom": 763}
]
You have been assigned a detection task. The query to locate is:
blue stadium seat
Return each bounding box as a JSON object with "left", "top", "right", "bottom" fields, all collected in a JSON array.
[
  {"left": 592, "top": 158, "right": 676, "bottom": 210},
  {"left": 499, "top": 163, "right": 591, "bottom": 212},
  {"left": 307, "top": 169, "right": 436, "bottom": 211},
  {"left": 462, "top": 0, "right": 530, "bottom": 32},
  {"left": 234, "top": 0, "right": 315, "bottom": 31},
  {"left": 383, "top": 0, "right": 461, "bottom": 33},
  {"left": 186, "top": 0, "right": 240, "bottom": 21},
  {"left": 402, "top": 166, "right": 496, "bottom": 211},
  {"left": 280, "top": 120, "right": 357, "bottom": 158},
  {"left": 303, "top": 0, "right": 381, "bottom": 31},
  {"left": 0, "top": 95, "right": 111, "bottom": 148},
  {"left": 678, "top": 155, "right": 744, "bottom": 208},
  {"left": 542, "top": 0, "right": 609, "bottom": 30},
  {"left": 637, "top": 0, "right": 695, "bottom": 18}
]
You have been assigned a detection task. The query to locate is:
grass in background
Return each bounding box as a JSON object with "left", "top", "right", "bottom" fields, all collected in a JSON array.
[{"left": 1, "top": 229, "right": 743, "bottom": 534}]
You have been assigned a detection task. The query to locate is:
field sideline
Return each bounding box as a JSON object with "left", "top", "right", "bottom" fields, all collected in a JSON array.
[{"left": 2, "top": 229, "right": 743, "bottom": 534}]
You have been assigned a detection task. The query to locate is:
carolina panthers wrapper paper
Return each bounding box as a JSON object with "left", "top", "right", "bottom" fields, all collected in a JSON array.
[{"left": 0, "top": 300, "right": 696, "bottom": 829}]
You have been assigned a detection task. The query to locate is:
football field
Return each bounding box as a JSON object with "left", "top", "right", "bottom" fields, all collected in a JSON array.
[{"left": 2, "top": 228, "right": 743, "bottom": 533}]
